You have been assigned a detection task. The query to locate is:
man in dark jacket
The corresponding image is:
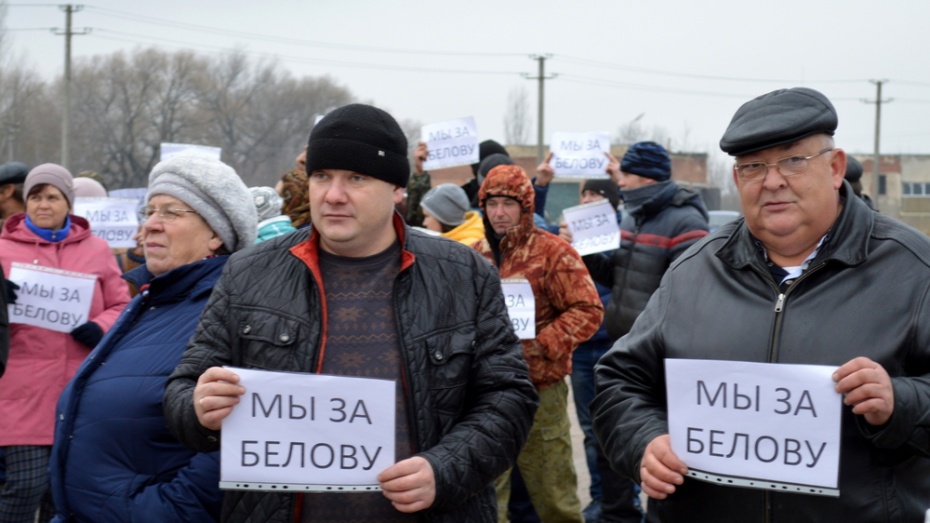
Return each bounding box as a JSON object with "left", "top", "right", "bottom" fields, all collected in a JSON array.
[
  {"left": 593, "top": 87, "right": 930, "bottom": 522},
  {"left": 580, "top": 141, "right": 709, "bottom": 342},
  {"left": 164, "top": 103, "right": 538, "bottom": 523}
]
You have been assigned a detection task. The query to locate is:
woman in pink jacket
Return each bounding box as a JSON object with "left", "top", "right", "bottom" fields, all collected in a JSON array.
[{"left": 0, "top": 164, "right": 130, "bottom": 522}]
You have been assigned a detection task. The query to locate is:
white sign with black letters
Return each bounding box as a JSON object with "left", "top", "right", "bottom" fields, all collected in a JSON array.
[
  {"left": 7, "top": 262, "right": 97, "bottom": 333},
  {"left": 563, "top": 199, "right": 620, "bottom": 256},
  {"left": 72, "top": 197, "right": 140, "bottom": 248},
  {"left": 665, "top": 359, "right": 842, "bottom": 497},
  {"left": 500, "top": 279, "right": 535, "bottom": 340},
  {"left": 550, "top": 131, "right": 611, "bottom": 178},
  {"left": 160, "top": 142, "right": 222, "bottom": 161},
  {"left": 421, "top": 117, "right": 480, "bottom": 171},
  {"left": 220, "top": 367, "right": 396, "bottom": 492}
]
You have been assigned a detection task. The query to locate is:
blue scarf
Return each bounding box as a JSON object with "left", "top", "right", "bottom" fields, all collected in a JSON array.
[{"left": 25, "top": 215, "right": 72, "bottom": 242}]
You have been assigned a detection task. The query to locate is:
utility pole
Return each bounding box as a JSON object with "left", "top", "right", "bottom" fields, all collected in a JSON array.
[
  {"left": 7, "top": 87, "right": 17, "bottom": 162},
  {"left": 523, "top": 54, "right": 556, "bottom": 165},
  {"left": 55, "top": 4, "right": 89, "bottom": 169},
  {"left": 862, "top": 80, "right": 891, "bottom": 201}
]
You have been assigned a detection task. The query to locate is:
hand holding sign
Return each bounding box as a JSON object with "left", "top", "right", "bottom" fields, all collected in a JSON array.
[
  {"left": 833, "top": 357, "right": 894, "bottom": 426},
  {"left": 195, "top": 366, "right": 245, "bottom": 431},
  {"left": 378, "top": 456, "right": 436, "bottom": 512},
  {"left": 413, "top": 141, "right": 428, "bottom": 175},
  {"left": 640, "top": 434, "right": 687, "bottom": 500}
]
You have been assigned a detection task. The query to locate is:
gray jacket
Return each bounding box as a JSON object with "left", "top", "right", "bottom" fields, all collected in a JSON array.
[
  {"left": 593, "top": 185, "right": 930, "bottom": 522},
  {"left": 164, "top": 218, "right": 538, "bottom": 523}
]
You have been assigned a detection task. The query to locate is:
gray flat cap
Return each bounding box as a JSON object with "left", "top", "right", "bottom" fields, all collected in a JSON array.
[
  {"left": 720, "top": 87, "right": 837, "bottom": 156},
  {"left": 0, "top": 162, "right": 28, "bottom": 185}
]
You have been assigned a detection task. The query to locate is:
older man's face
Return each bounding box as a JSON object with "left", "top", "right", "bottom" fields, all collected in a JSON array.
[{"left": 733, "top": 134, "right": 846, "bottom": 259}]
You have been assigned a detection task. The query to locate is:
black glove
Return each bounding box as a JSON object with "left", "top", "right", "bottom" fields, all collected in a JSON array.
[
  {"left": 71, "top": 321, "right": 104, "bottom": 348},
  {"left": 4, "top": 280, "right": 18, "bottom": 304}
]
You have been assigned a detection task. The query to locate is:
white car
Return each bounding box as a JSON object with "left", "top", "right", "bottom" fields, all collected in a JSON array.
[{"left": 708, "top": 210, "right": 741, "bottom": 233}]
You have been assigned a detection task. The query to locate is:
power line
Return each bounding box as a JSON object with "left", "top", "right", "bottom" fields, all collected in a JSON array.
[
  {"left": 558, "top": 74, "right": 754, "bottom": 98},
  {"left": 557, "top": 55, "right": 867, "bottom": 84},
  {"left": 93, "top": 30, "right": 523, "bottom": 76},
  {"left": 85, "top": 6, "right": 527, "bottom": 58}
]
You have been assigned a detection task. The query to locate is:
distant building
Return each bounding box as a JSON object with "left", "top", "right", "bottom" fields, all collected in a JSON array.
[{"left": 856, "top": 154, "right": 930, "bottom": 235}]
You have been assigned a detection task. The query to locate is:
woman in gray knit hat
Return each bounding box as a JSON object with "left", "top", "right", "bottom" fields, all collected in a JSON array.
[{"left": 48, "top": 155, "right": 257, "bottom": 522}]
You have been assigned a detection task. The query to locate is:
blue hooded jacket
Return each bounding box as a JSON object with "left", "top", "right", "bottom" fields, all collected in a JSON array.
[{"left": 50, "top": 256, "right": 227, "bottom": 522}]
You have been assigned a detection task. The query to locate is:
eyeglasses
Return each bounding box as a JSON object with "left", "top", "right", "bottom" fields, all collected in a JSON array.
[
  {"left": 734, "top": 148, "right": 834, "bottom": 182},
  {"left": 139, "top": 206, "right": 199, "bottom": 222}
]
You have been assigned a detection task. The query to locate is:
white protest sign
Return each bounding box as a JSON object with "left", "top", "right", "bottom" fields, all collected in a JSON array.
[
  {"left": 549, "top": 131, "right": 611, "bottom": 178},
  {"left": 109, "top": 187, "right": 148, "bottom": 210},
  {"left": 562, "top": 199, "right": 620, "bottom": 256},
  {"left": 665, "top": 359, "right": 842, "bottom": 497},
  {"left": 7, "top": 262, "right": 97, "bottom": 333},
  {"left": 72, "top": 197, "right": 140, "bottom": 248},
  {"left": 421, "top": 117, "right": 480, "bottom": 171},
  {"left": 160, "top": 142, "right": 222, "bottom": 161},
  {"left": 220, "top": 367, "right": 396, "bottom": 492},
  {"left": 500, "top": 279, "right": 535, "bottom": 340}
]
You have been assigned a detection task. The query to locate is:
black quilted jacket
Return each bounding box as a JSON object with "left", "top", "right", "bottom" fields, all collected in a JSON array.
[
  {"left": 584, "top": 181, "right": 709, "bottom": 341},
  {"left": 164, "top": 219, "right": 538, "bottom": 523}
]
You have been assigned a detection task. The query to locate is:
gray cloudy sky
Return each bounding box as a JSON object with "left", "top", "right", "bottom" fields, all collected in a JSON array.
[{"left": 7, "top": 0, "right": 930, "bottom": 163}]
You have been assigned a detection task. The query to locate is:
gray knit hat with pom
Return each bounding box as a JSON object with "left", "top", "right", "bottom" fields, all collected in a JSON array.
[{"left": 147, "top": 155, "right": 257, "bottom": 252}]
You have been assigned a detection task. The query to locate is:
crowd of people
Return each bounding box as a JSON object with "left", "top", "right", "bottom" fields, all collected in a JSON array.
[{"left": 0, "top": 86, "right": 926, "bottom": 523}]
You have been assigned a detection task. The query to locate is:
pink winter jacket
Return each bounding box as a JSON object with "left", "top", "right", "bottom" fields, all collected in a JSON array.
[{"left": 0, "top": 213, "right": 130, "bottom": 445}]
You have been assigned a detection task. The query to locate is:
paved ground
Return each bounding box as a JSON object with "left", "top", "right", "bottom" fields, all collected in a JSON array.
[{"left": 567, "top": 378, "right": 649, "bottom": 515}]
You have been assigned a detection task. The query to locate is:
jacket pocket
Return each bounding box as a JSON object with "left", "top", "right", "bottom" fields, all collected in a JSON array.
[
  {"left": 423, "top": 327, "right": 474, "bottom": 422},
  {"left": 234, "top": 309, "right": 304, "bottom": 371}
]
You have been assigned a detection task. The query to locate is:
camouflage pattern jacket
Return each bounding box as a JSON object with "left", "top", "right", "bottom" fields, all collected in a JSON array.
[{"left": 472, "top": 165, "right": 603, "bottom": 389}]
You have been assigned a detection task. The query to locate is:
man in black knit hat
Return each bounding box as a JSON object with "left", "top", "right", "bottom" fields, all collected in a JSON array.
[{"left": 164, "top": 103, "right": 538, "bottom": 522}]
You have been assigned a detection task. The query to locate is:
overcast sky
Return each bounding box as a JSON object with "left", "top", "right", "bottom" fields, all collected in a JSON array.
[{"left": 7, "top": 0, "right": 930, "bottom": 164}]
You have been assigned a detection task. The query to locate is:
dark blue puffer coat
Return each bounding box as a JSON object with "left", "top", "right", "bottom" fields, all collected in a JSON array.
[{"left": 49, "top": 257, "right": 228, "bottom": 522}]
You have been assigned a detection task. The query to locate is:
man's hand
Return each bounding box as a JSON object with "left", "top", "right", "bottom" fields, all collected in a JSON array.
[
  {"left": 378, "top": 456, "right": 436, "bottom": 513},
  {"left": 605, "top": 151, "right": 621, "bottom": 186},
  {"left": 640, "top": 434, "right": 687, "bottom": 500},
  {"left": 193, "top": 367, "right": 245, "bottom": 430},
  {"left": 413, "top": 141, "right": 429, "bottom": 175},
  {"left": 834, "top": 357, "right": 895, "bottom": 426},
  {"left": 535, "top": 152, "right": 555, "bottom": 187},
  {"left": 558, "top": 221, "right": 573, "bottom": 243}
]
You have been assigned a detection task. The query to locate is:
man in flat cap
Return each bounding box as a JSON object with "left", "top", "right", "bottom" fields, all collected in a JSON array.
[
  {"left": 592, "top": 87, "right": 930, "bottom": 522},
  {"left": 0, "top": 162, "right": 27, "bottom": 230}
]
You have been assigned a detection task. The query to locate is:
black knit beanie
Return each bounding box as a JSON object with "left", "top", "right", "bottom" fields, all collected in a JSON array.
[
  {"left": 582, "top": 179, "right": 621, "bottom": 210},
  {"left": 470, "top": 139, "right": 509, "bottom": 176},
  {"left": 620, "top": 141, "right": 671, "bottom": 181},
  {"left": 305, "top": 104, "right": 410, "bottom": 187}
]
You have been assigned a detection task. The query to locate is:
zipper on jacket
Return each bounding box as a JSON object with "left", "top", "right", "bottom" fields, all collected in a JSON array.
[
  {"left": 752, "top": 260, "right": 827, "bottom": 523},
  {"left": 774, "top": 293, "right": 785, "bottom": 313}
]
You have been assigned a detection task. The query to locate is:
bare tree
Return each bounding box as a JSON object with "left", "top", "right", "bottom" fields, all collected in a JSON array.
[
  {"left": 503, "top": 85, "right": 532, "bottom": 146},
  {"left": 0, "top": 59, "right": 45, "bottom": 163},
  {"left": 196, "top": 51, "right": 353, "bottom": 186},
  {"left": 4, "top": 46, "right": 355, "bottom": 189},
  {"left": 68, "top": 48, "right": 207, "bottom": 188},
  {"left": 397, "top": 117, "right": 423, "bottom": 157}
]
